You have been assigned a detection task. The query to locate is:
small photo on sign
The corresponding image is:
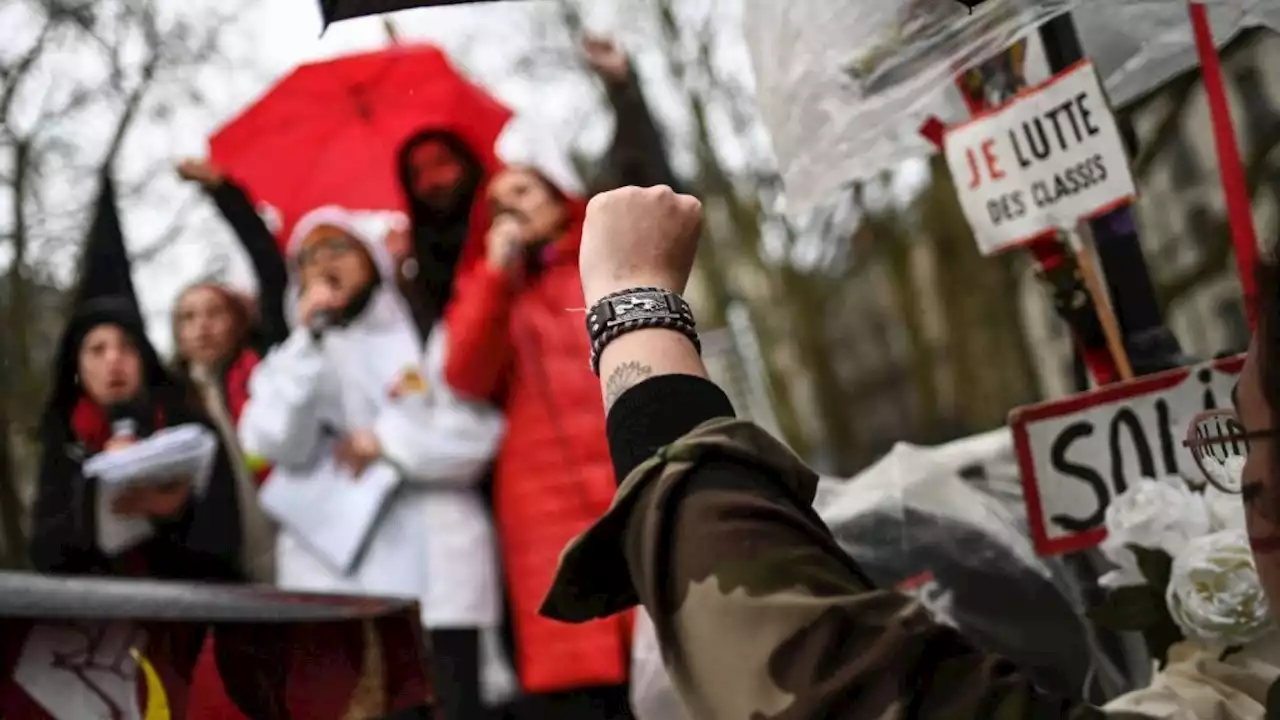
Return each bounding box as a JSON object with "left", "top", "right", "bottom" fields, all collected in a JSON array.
[{"left": 1184, "top": 409, "right": 1247, "bottom": 494}]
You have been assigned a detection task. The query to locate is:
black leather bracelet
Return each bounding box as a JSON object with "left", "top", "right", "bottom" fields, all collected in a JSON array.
[{"left": 586, "top": 287, "right": 700, "bottom": 375}]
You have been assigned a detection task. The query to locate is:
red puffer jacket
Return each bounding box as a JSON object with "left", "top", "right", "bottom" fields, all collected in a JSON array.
[{"left": 444, "top": 205, "right": 632, "bottom": 694}]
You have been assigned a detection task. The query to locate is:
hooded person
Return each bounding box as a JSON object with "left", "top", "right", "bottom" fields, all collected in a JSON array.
[
  {"left": 392, "top": 126, "right": 496, "bottom": 342},
  {"left": 235, "top": 205, "right": 517, "bottom": 719},
  {"left": 29, "top": 296, "right": 244, "bottom": 583},
  {"left": 391, "top": 35, "right": 678, "bottom": 347},
  {"left": 440, "top": 121, "right": 634, "bottom": 718},
  {"left": 78, "top": 161, "right": 285, "bottom": 585}
]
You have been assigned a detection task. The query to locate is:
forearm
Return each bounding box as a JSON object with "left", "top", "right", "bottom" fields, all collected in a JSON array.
[
  {"left": 562, "top": 333, "right": 1102, "bottom": 718},
  {"left": 597, "top": 329, "right": 706, "bottom": 411},
  {"left": 602, "top": 69, "right": 678, "bottom": 190},
  {"left": 210, "top": 182, "right": 289, "bottom": 348},
  {"left": 238, "top": 329, "right": 325, "bottom": 464}
]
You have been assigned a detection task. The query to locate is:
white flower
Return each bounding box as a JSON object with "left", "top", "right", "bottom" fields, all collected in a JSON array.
[
  {"left": 1166, "top": 530, "right": 1273, "bottom": 647},
  {"left": 1098, "top": 538, "right": 1147, "bottom": 589},
  {"left": 1104, "top": 477, "right": 1212, "bottom": 558},
  {"left": 1205, "top": 484, "right": 1247, "bottom": 532},
  {"left": 1203, "top": 455, "right": 1246, "bottom": 494}
]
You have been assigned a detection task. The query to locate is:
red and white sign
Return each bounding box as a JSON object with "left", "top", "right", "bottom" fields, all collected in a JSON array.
[
  {"left": 944, "top": 60, "right": 1136, "bottom": 255},
  {"left": 1010, "top": 355, "right": 1244, "bottom": 557}
]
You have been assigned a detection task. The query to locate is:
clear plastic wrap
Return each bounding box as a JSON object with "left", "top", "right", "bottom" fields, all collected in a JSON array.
[
  {"left": 742, "top": 0, "right": 1276, "bottom": 213},
  {"left": 816, "top": 429, "right": 1140, "bottom": 703},
  {"left": 630, "top": 428, "right": 1145, "bottom": 717}
]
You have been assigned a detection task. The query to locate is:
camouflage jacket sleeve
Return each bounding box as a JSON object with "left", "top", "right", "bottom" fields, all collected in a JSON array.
[{"left": 543, "top": 417, "right": 1134, "bottom": 720}]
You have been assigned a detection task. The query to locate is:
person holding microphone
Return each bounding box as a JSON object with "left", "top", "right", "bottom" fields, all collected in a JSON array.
[{"left": 236, "top": 206, "right": 515, "bottom": 719}]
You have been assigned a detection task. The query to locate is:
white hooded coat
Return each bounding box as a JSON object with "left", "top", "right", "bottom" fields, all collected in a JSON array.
[{"left": 236, "top": 206, "right": 516, "bottom": 700}]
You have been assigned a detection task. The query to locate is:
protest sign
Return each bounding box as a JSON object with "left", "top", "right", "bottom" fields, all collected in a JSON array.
[
  {"left": 0, "top": 571, "right": 431, "bottom": 718},
  {"left": 944, "top": 60, "right": 1135, "bottom": 255},
  {"left": 1010, "top": 355, "right": 1243, "bottom": 556}
]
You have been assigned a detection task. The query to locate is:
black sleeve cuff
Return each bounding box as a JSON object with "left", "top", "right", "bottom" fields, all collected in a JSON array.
[{"left": 605, "top": 374, "right": 736, "bottom": 483}]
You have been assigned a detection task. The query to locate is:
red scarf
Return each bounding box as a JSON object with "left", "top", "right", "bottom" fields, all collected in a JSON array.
[
  {"left": 214, "top": 348, "right": 272, "bottom": 486},
  {"left": 221, "top": 349, "right": 259, "bottom": 424},
  {"left": 69, "top": 396, "right": 166, "bottom": 454}
]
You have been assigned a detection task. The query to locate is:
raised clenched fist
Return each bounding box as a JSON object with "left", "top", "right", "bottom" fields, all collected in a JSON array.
[
  {"left": 176, "top": 158, "right": 224, "bottom": 187},
  {"left": 578, "top": 185, "right": 702, "bottom": 307},
  {"left": 485, "top": 213, "right": 527, "bottom": 273},
  {"left": 582, "top": 35, "right": 630, "bottom": 84}
]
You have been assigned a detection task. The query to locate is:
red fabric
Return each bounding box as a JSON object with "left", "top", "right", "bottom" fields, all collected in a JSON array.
[
  {"left": 4, "top": 615, "right": 430, "bottom": 720},
  {"left": 189, "top": 637, "right": 247, "bottom": 720},
  {"left": 222, "top": 348, "right": 259, "bottom": 424},
  {"left": 0, "top": 619, "right": 200, "bottom": 720},
  {"left": 69, "top": 396, "right": 166, "bottom": 454},
  {"left": 444, "top": 200, "right": 632, "bottom": 693},
  {"left": 1189, "top": 1, "right": 1259, "bottom": 328},
  {"left": 1025, "top": 238, "right": 1120, "bottom": 385},
  {"left": 209, "top": 44, "right": 511, "bottom": 247}
]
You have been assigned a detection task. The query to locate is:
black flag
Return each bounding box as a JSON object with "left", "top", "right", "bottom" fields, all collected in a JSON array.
[{"left": 318, "top": 0, "right": 512, "bottom": 27}]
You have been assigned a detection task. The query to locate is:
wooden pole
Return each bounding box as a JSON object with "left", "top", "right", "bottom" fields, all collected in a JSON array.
[
  {"left": 383, "top": 17, "right": 403, "bottom": 44},
  {"left": 1068, "top": 228, "right": 1134, "bottom": 380}
]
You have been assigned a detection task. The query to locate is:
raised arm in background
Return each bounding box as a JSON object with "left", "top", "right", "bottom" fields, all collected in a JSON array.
[
  {"left": 177, "top": 159, "right": 291, "bottom": 351},
  {"left": 539, "top": 186, "right": 1138, "bottom": 720},
  {"left": 441, "top": 216, "right": 522, "bottom": 402},
  {"left": 584, "top": 36, "right": 681, "bottom": 192}
]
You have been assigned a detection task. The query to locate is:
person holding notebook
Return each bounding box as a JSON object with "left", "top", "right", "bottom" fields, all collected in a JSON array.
[{"left": 236, "top": 205, "right": 515, "bottom": 719}]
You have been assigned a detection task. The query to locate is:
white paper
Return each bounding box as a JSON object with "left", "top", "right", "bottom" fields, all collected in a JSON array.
[
  {"left": 85, "top": 424, "right": 218, "bottom": 556},
  {"left": 259, "top": 454, "right": 401, "bottom": 576},
  {"left": 84, "top": 424, "right": 218, "bottom": 489}
]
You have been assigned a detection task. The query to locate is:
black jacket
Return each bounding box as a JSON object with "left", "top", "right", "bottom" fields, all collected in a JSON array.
[
  {"left": 30, "top": 386, "right": 245, "bottom": 583},
  {"left": 30, "top": 176, "right": 246, "bottom": 583}
]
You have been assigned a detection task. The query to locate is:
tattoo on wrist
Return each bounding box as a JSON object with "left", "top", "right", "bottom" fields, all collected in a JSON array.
[{"left": 603, "top": 361, "right": 653, "bottom": 409}]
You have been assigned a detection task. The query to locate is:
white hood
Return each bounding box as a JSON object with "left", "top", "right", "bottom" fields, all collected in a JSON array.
[
  {"left": 494, "top": 115, "right": 585, "bottom": 197},
  {"left": 282, "top": 205, "right": 411, "bottom": 332},
  {"left": 283, "top": 205, "right": 420, "bottom": 431}
]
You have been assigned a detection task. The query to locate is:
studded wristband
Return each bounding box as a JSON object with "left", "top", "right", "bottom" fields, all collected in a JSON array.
[{"left": 586, "top": 287, "right": 700, "bottom": 375}]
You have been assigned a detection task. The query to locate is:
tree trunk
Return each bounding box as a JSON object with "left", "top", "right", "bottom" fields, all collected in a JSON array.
[{"left": 0, "top": 142, "right": 33, "bottom": 568}]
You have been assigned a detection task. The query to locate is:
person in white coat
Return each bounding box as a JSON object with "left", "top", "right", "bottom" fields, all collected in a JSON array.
[{"left": 237, "top": 206, "right": 516, "bottom": 719}]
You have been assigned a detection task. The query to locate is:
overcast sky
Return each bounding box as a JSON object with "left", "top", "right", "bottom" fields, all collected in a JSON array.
[
  {"left": 100, "top": 0, "right": 729, "bottom": 354},
  {"left": 7, "top": 0, "right": 919, "bottom": 356}
]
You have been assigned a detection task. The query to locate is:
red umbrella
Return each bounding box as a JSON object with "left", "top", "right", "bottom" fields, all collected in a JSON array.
[{"left": 209, "top": 44, "right": 511, "bottom": 246}]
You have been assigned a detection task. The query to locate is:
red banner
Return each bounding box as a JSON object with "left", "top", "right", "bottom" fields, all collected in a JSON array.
[{"left": 0, "top": 572, "right": 431, "bottom": 719}]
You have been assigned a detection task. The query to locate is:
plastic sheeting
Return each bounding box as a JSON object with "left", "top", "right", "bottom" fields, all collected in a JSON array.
[
  {"left": 743, "top": 0, "right": 1277, "bottom": 213},
  {"left": 630, "top": 428, "right": 1145, "bottom": 719}
]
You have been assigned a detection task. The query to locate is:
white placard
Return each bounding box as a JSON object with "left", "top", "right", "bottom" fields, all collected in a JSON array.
[
  {"left": 84, "top": 424, "right": 218, "bottom": 555},
  {"left": 14, "top": 622, "right": 146, "bottom": 719},
  {"left": 259, "top": 452, "right": 401, "bottom": 575},
  {"left": 1011, "top": 356, "right": 1243, "bottom": 556},
  {"left": 944, "top": 60, "right": 1135, "bottom": 255}
]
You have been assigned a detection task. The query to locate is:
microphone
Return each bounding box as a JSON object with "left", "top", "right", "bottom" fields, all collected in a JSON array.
[
  {"left": 109, "top": 417, "right": 139, "bottom": 442},
  {"left": 307, "top": 275, "right": 341, "bottom": 340},
  {"left": 106, "top": 402, "right": 144, "bottom": 448},
  {"left": 308, "top": 309, "right": 335, "bottom": 340}
]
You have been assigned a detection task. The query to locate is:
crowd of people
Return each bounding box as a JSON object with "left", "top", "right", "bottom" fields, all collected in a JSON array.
[
  {"left": 27, "top": 36, "right": 674, "bottom": 720},
  {"left": 22, "top": 22, "right": 1280, "bottom": 720}
]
